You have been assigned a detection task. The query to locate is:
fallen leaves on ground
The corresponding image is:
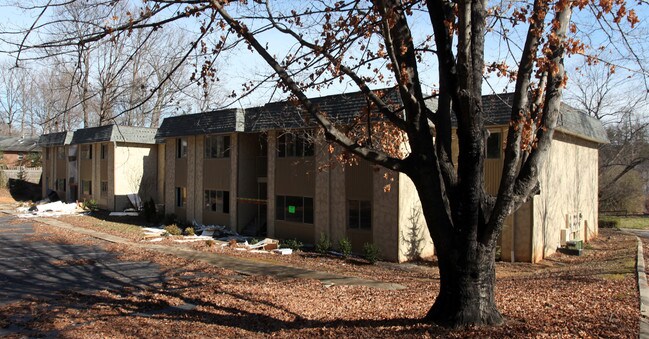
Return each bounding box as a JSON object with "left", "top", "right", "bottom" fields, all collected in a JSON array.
[{"left": 2, "top": 222, "right": 639, "bottom": 338}]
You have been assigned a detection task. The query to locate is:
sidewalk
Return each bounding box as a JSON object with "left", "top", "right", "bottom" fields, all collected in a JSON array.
[{"left": 9, "top": 211, "right": 405, "bottom": 291}]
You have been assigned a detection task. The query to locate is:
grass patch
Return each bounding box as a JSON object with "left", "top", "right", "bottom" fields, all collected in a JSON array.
[
  {"left": 95, "top": 220, "right": 144, "bottom": 235},
  {"left": 600, "top": 215, "right": 649, "bottom": 229},
  {"left": 601, "top": 273, "right": 626, "bottom": 280}
]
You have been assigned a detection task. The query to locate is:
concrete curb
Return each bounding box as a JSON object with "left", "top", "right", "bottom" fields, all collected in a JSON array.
[
  {"left": 635, "top": 237, "right": 649, "bottom": 338},
  {"left": 3, "top": 209, "right": 405, "bottom": 291}
]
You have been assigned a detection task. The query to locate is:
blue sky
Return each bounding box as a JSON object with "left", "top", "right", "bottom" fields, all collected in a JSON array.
[{"left": 0, "top": 0, "right": 647, "bottom": 113}]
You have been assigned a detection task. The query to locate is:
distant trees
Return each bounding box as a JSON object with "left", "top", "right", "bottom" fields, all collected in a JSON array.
[
  {"left": 0, "top": 1, "right": 227, "bottom": 135},
  {"left": 566, "top": 63, "right": 649, "bottom": 213}
]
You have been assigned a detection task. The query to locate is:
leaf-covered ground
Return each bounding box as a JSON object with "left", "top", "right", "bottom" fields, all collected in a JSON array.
[{"left": 0, "top": 218, "right": 639, "bottom": 338}]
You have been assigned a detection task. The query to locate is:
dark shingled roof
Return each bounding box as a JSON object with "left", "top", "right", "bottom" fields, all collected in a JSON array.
[
  {"left": 70, "top": 125, "right": 157, "bottom": 145},
  {"left": 153, "top": 89, "right": 607, "bottom": 144},
  {"left": 0, "top": 136, "right": 40, "bottom": 152},
  {"left": 38, "top": 132, "right": 72, "bottom": 147},
  {"left": 155, "top": 108, "right": 244, "bottom": 141},
  {"left": 478, "top": 93, "right": 609, "bottom": 143},
  {"left": 245, "top": 89, "right": 402, "bottom": 131}
]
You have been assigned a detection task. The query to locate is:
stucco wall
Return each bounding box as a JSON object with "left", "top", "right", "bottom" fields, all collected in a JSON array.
[
  {"left": 532, "top": 132, "right": 599, "bottom": 262},
  {"left": 397, "top": 172, "right": 435, "bottom": 262},
  {"left": 113, "top": 143, "right": 158, "bottom": 211}
]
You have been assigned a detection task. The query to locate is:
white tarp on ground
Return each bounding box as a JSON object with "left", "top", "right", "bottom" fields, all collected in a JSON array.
[{"left": 16, "top": 201, "right": 85, "bottom": 218}]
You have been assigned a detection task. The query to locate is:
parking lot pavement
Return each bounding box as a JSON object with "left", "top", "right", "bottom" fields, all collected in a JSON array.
[{"left": 0, "top": 216, "right": 166, "bottom": 306}]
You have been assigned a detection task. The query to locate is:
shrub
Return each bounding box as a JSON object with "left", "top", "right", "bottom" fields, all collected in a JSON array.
[
  {"left": 363, "top": 243, "right": 380, "bottom": 264},
  {"left": 281, "top": 238, "right": 303, "bottom": 251},
  {"left": 164, "top": 213, "right": 177, "bottom": 226},
  {"left": 164, "top": 224, "right": 182, "bottom": 236},
  {"left": 315, "top": 232, "right": 331, "bottom": 254},
  {"left": 184, "top": 227, "right": 195, "bottom": 236},
  {"left": 338, "top": 237, "right": 352, "bottom": 258},
  {"left": 143, "top": 198, "right": 157, "bottom": 222},
  {"left": 205, "top": 239, "right": 216, "bottom": 247},
  {"left": 82, "top": 199, "right": 99, "bottom": 212}
]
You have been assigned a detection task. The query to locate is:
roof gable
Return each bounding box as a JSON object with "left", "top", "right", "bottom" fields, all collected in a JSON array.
[
  {"left": 38, "top": 132, "right": 72, "bottom": 147},
  {"left": 155, "top": 108, "right": 244, "bottom": 141},
  {"left": 71, "top": 125, "right": 157, "bottom": 145}
]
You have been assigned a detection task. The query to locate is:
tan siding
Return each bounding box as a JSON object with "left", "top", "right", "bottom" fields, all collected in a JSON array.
[
  {"left": 275, "top": 221, "right": 315, "bottom": 243},
  {"left": 531, "top": 132, "right": 599, "bottom": 262},
  {"left": 275, "top": 158, "right": 315, "bottom": 197}
]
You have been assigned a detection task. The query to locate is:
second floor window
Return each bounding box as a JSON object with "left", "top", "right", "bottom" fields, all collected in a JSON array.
[
  {"left": 100, "top": 144, "right": 108, "bottom": 160},
  {"left": 205, "top": 135, "right": 230, "bottom": 158},
  {"left": 81, "top": 145, "right": 92, "bottom": 160},
  {"left": 176, "top": 138, "right": 188, "bottom": 158},
  {"left": 486, "top": 132, "right": 501, "bottom": 159},
  {"left": 277, "top": 132, "right": 314, "bottom": 158}
]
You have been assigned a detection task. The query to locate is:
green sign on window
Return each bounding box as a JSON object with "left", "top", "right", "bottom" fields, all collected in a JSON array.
[{"left": 288, "top": 205, "right": 296, "bottom": 214}]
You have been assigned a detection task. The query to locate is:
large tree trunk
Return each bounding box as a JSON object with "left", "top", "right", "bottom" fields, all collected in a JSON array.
[
  {"left": 409, "top": 162, "right": 502, "bottom": 328},
  {"left": 425, "top": 244, "right": 502, "bottom": 327}
]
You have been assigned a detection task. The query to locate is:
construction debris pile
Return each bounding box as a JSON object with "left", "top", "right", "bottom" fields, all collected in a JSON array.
[
  {"left": 16, "top": 200, "right": 87, "bottom": 218},
  {"left": 142, "top": 222, "right": 291, "bottom": 255}
]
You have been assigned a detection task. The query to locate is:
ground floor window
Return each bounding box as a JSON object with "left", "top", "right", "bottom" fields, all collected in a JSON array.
[
  {"left": 100, "top": 181, "right": 108, "bottom": 197},
  {"left": 81, "top": 180, "right": 92, "bottom": 195},
  {"left": 348, "top": 200, "right": 372, "bottom": 230},
  {"left": 204, "top": 190, "right": 230, "bottom": 213},
  {"left": 175, "top": 187, "right": 186, "bottom": 207},
  {"left": 276, "top": 195, "right": 313, "bottom": 224}
]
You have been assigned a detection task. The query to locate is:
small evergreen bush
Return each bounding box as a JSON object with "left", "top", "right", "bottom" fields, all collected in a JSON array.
[
  {"left": 164, "top": 224, "right": 182, "bottom": 236},
  {"left": 281, "top": 238, "right": 303, "bottom": 251},
  {"left": 363, "top": 242, "right": 380, "bottom": 264},
  {"left": 183, "top": 227, "right": 195, "bottom": 236},
  {"left": 339, "top": 237, "right": 352, "bottom": 258},
  {"left": 82, "top": 199, "right": 99, "bottom": 212},
  {"left": 315, "top": 232, "right": 331, "bottom": 254}
]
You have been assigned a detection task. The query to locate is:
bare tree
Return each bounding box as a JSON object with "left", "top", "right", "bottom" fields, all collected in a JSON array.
[{"left": 5, "top": 0, "right": 647, "bottom": 328}]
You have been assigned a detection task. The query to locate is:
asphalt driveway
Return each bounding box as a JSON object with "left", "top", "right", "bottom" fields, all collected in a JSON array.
[{"left": 0, "top": 216, "right": 167, "bottom": 336}]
